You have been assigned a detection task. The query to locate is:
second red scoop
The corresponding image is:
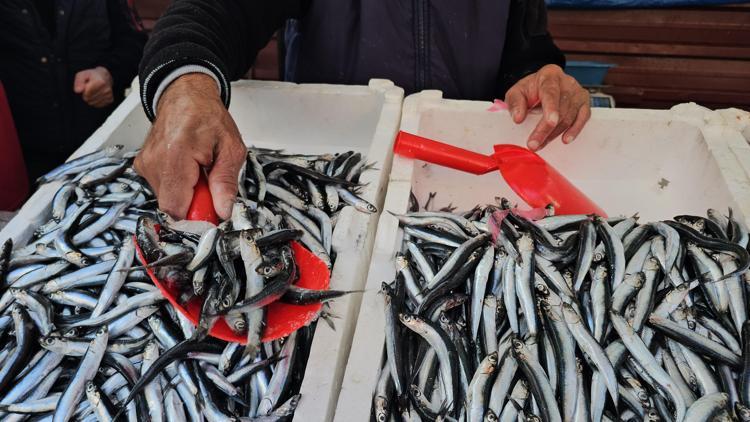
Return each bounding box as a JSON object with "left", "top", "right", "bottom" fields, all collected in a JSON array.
[
  {"left": 393, "top": 131, "right": 606, "bottom": 217},
  {"left": 135, "top": 172, "right": 330, "bottom": 343}
]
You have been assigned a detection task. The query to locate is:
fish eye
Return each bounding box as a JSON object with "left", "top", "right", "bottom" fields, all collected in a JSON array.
[
  {"left": 222, "top": 298, "right": 232, "bottom": 308},
  {"left": 44, "top": 337, "right": 56, "bottom": 345},
  {"left": 378, "top": 414, "right": 386, "bottom": 422}
]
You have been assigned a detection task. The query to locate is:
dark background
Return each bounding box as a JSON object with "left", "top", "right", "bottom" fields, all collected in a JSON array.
[{"left": 132, "top": 0, "right": 750, "bottom": 110}]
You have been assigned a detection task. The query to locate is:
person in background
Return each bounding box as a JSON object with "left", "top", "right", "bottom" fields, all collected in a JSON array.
[
  {"left": 0, "top": 0, "right": 146, "bottom": 183},
  {"left": 135, "top": 0, "right": 591, "bottom": 221}
]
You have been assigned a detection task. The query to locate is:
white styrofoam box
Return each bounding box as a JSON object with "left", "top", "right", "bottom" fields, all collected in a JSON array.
[
  {"left": 334, "top": 90, "right": 750, "bottom": 421},
  {"left": 0, "top": 79, "right": 404, "bottom": 422}
]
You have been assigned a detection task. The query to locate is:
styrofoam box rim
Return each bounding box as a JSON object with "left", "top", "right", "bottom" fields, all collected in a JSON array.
[
  {"left": 0, "top": 79, "right": 405, "bottom": 422},
  {"left": 334, "top": 90, "right": 750, "bottom": 421}
]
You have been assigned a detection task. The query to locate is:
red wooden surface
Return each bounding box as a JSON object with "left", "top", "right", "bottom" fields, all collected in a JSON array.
[{"left": 548, "top": 4, "right": 750, "bottom": 109}]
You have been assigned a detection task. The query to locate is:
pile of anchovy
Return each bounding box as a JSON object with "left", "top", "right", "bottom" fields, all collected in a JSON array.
[
  {"left": 0, "top": 144, "right": 376, "bottom": 421},
  {"left": 375, "top": 199, "right": 750, "bottom": 422}
]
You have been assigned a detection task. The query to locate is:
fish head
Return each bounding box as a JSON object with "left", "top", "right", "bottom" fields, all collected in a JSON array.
[
  {"left": 735, "top": 403, "right": 750, "bottom": 421},
  {"left": 256, "top": 259, "right": 284, "bottom": 278},
  {"left": 398, "top": 313, "right": 415, "bottom": 326},
  {"left": 534, "top": 282, "right": 550, "bottom": 298},
  {"left": 562, "top": 270, "right": 574, "bottom": 285},
  {"left": 487, "top": 351, "right": 498, "bottom": 366},
  {"left": 629, "top": 272, "right": 645, "bottom": 288},
  {"left": 144, "top": 340, "right": 160, "bottom": 357},
  {"left": 510, "top": 337, "right": 525, "bottom": 353},
  {"left": 409, "top": 384, "right": 422, "bottom": 400},
  {"left": 593, "top": 264, "right": 608, "bottom": 281},
  {"left": 644, "top": 408, "right": 660, "bottom": 421},
  {"left": 230, "top": 317, "right": 246, "bottom": 332},
  {"left": 516, "top": 233, "right": 534, "bottom": 251},
  {"left": 373, "top": 396, "right": 389, "bottom": 422},
  {"left": 394, "top": 254, "right": 409, "bottom": 270},
  {"left": 644, "top": 257, "right": 660, "bottom": 271},
  {"left": 85, "top": 381, "right": 97, "bottom": 396},
  {"left": 95, "top": 325, "right": 108, "bottom": 337},
  {"left": 40, "top": 335, "right": 62, "bottom": 349}
]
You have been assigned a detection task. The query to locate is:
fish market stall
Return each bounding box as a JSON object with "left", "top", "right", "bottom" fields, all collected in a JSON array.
[
  {"left": 0, "top": 79, "right": 403, "bottom": 421},
  {"left": 336, "top": 90, "right": 750, "bottom": 420}
]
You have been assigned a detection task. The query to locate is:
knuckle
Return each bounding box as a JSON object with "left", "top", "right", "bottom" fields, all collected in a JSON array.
[{"left": 211, "top": 171, "right": 239, "bottom": 187}]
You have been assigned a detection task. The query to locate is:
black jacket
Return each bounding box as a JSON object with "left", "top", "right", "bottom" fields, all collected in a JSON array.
[
  {"left": 0, "top": 0, "right": 145, "bottom": 182},
  {"left": 139, "top": 0, "right": 564, "bottom": 121}
]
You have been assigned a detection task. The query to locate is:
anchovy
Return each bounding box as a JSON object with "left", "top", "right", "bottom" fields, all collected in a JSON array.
[
  {"left": 52, "top": 325, "right": 108, "bottom": 422},
  {"left": 0, "top": 305, "right": 36, "bottom": 395},
  {"left": 611, "top": 312, "right": 686, "bottom": 422},
  {"left": 510, "top": 336, "right": 562, "bottom": 422}
]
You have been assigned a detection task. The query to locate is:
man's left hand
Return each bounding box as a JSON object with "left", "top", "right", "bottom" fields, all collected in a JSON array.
[
  {"left": 73, "top": 67, "right": 114, "bottom": 108},
  {"left": 505, "top": 64, "right": 591, "bottom": 151}
]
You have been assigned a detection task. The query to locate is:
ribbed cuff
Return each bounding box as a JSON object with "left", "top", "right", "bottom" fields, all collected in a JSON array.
[
  {"left": 152, "top": 65, "right": 222, "bottom": 115},
  {"left": 140, "top": 58, "right": 230, "bottom": 121}
]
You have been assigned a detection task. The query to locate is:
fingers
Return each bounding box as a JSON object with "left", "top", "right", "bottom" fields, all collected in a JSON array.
[
  {"left": 87, "top": 91, "right": 114, "bottom": 108},
  {"left": 135, "top": 142, "right": 199, "bottom": 220},
  {"left": 505, "top": 86, "right": 530, "bottom": 124},
  {"left": 83, "top": 79, "right": 106, "bottom": 102},
  {"left": 527, "top": 73, "right": 562, "bottom": 151},
  {"left": 208, "top": 134, "right": 247, "bottom": 220},
  {"left": 563, "top": 102, "right": 591, "bottom": 144},
  {"left": 73, "top": 71, "right": 90, "bottom": 94},
  {"left": 511, "top": 65, "right": 590, "bottom": 151}
]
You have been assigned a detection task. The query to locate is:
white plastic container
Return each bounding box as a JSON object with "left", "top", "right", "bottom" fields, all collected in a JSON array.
[
  {"left": 0, "top": 79, "right": 404, "bottom": 422},
  {"left": 334, "top": 90, "right": 750, "bottom": 421}
]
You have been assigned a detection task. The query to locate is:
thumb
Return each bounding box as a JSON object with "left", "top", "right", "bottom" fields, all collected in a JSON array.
[
  {"left": 207, "top": 136, "right": 247, "bottom": 220},
  {"left": 73, "top": 71, "right": 90, "bottom": 94}
]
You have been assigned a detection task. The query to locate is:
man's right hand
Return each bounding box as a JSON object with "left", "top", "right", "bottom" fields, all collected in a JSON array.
[{"left": 134, "top": 74, "right": 247, "bottom": 220}]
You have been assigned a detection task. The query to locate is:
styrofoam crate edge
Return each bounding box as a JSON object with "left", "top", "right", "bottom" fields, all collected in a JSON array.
[
  {"left": 700, "top": 126, "right": 750, "bottom": 224},
  {"left": 294, "top": 81, "right": 403, "bottom": 422},
  {"left": 333, "top": 180, "right": 412, "bottom": 422},
  {"left": 294, "top": 209, "right": 374, "bottom": 421}
]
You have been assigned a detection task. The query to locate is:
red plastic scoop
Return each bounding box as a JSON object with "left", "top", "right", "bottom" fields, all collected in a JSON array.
[
  {"left": 135, "top": 173, "right": 330, "bottom": 343},
  {"left": 394, "top": 131, "right": 606, "bottom": 216}
]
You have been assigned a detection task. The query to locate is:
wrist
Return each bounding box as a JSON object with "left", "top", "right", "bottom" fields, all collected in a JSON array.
[{"left": 158, "top": 74, "right": 221, "bottom": 112}]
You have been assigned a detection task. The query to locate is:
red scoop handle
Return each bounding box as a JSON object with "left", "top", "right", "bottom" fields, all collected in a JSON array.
[
  {"left": 393, "top": 131, "right": 606, "bottom": 217},
  {"left": 394, "top": 131, "right": 497, "bottom": 175},
  {"left": 187, "top": 172, "right": 220, "bottom": 224}
]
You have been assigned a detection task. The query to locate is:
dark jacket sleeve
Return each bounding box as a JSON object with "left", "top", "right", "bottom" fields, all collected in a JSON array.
[
  {"left": 497, "top": 0, "right": 565, "bottom": 97},
  {"left": 138, "top": 0, "right": 304, "bottom": 120},
  {"left": 99, "top": 0, "right": 147, "bottom": 94}
]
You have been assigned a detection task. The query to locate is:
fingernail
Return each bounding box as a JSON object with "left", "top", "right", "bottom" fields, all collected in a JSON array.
[
  {"left": 564, "top": 135, "right": 575, "bottom": 144},
  {"left": 528, "top": 140, "right": 540, "bottom": 151},
  {"left": 548, "top": 112, "right": 559, "bottom": 125},
  {"left": 511, "top": 109, "right": 521, "bottom": 122}
]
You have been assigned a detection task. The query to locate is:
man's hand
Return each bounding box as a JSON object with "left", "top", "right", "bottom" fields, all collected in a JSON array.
[
  {"left": 73, "top": 67, "right": 115, "bottom": 108},
  {"left": 505, "top": 64, "right": 591, "bottom": 151},
  {"left": 134, "top": 73, "right": 247, "bottom": 220}
]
